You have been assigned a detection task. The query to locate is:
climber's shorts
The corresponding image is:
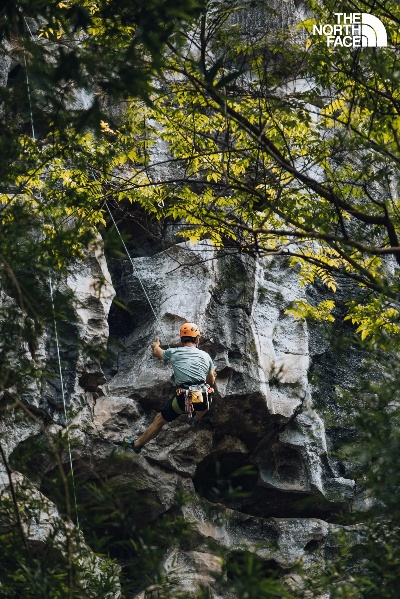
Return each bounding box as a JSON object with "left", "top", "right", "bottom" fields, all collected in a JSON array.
[{"left": 160, "top": 391, "right": 209, "bottom": 422}]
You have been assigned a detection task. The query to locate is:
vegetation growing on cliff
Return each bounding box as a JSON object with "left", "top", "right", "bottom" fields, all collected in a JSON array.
[
  {"left": 2, "top": 0, "right": 400, "bottom": 344},
  {"left": 133, "top": 0, "right": 400, "bottom": 343},
  {"left": 1, "top": 0, "right": 400, "bottom": 597}
]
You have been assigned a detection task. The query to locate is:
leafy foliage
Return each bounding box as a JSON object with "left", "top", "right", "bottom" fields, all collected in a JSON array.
[
  {"left": 0, "top": 2, "right": 204, "bottom": 596},
  {"left": 344, "top": 297, "right": 400, "bottom": 343},
  {"left": 285, "top": 299, "right": 335, "bottom": 322},
  {"left": 95, "top": 0, "right": 400, "bottom": 340},
  {"left": 0, "top": 0, "right": 202, "bottom": 396},
  {"left": 295, "top": 349, "right": 400, "bottom": 598},
  {"left": 2, "top": 0, "right": 400, "bottom": 597}
]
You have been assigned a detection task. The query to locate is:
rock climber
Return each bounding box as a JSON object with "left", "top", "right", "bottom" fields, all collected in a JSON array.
[{"left": 125, "top": 323, "right": 216, "bottom": 453}]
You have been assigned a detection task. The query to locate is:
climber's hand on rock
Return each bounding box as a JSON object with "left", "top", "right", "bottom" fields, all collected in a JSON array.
[{"left": 151, "top": 338, "right": 163, "bottom": 358}]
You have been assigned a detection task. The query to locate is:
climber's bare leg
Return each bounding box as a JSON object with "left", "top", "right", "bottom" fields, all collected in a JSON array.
[{"left": 134, "top": 412, "right": 167, "bottom": 448}]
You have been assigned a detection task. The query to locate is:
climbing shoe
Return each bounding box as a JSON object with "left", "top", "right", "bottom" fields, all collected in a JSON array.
[
  {"left": 123, "top": 438, "right": 142, "bottom": 454},
  {"left": 191, "top": 419, "right": 200, "bottom": 427}
]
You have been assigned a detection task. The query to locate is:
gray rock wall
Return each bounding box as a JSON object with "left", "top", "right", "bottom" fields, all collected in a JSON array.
[
  {"left": 0, "top": 222, "right": 361, "bottom": 596},
  {"left": 79, "top": 224, "right": 359, "bottom": 594},
  {"left": 0, "top": 2, "right": 365, "bottom": 595}
]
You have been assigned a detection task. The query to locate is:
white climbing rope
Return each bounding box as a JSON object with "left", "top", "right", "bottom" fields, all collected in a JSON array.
[
  {"left": 104, "top": 201, "right": 169, "bottom": 343},
  {"left": 48, "top": 277, "right": 80, "bottom": 527},
  {"left": 22, "top": 28, "right": 167, "bottom": 525},
  {"left": 23, "top": 19, "right": 80, "bottom": 526}
]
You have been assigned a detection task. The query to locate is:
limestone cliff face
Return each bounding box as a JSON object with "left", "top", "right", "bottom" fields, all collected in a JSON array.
[
  {"left": 0, "top": 242, "right": 120, "bottom": 596},
  {"left": 0, "top": 3, "right": 364, "bottom": 595},
  {"left": 103, "top": 229, "right": 354, "bottom": 510},
  {"left": 0, "top": 221, "right": 360, "bottom": 596}
]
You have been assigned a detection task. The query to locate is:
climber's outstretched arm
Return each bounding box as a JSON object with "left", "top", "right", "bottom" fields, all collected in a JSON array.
[{"left": 151, "top": 337, "right": 164, "bottom": 359}]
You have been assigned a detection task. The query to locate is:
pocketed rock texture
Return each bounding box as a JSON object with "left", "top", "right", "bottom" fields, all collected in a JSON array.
[
  {"left": 1, "top": 230, "right": 360, "bottom": 597},
  {"left": 0, "top": 242, "right": 120, "bottom": 596}
]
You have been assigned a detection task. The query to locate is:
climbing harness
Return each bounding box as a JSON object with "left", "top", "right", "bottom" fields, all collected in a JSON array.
[{"left": 176, "top": 383, "right": 214, "bottom": 416}]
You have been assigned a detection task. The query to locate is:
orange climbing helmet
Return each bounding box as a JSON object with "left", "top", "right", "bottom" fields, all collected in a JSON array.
[{"left": 180, "top": 322, "right": 200, "bottom": 338}]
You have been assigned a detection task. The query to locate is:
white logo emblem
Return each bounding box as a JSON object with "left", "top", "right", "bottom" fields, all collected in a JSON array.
[
  {"left": 312, "top": 13, "right": 388, "bottom": 48},
  {"left": 358, "top": 13, "right": 387, "bottom": 47}
]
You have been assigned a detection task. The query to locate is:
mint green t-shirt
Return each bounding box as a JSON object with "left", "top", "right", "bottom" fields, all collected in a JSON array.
[{"left": 162, "top": 346, "right": 214, "bottom": 385}]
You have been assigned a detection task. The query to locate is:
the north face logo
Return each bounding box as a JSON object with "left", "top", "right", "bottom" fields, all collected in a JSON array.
[{"left": 312, "top": 13, "right": 388, "bottom": 48}]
